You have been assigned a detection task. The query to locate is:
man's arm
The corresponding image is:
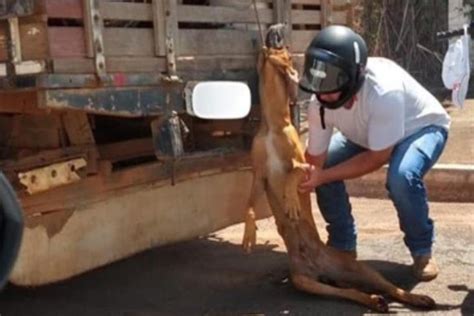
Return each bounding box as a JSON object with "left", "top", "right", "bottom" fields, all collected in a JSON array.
[
  {"left": 321, "top": 146, "right": 393, "bottom": 183},
  {"left": 300, "top": 146, "right": 393, "bottom": 192},
  {"left": 305, "top": 151, "right": 327, "bottom": 168}
]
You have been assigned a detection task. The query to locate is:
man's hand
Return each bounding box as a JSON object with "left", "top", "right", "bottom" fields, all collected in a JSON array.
[{"left": 298, "top": 164, "right": 324, "bottom": 193}]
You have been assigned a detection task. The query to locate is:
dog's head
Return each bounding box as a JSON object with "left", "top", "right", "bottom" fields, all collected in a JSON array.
[
  {"left": 258, "top": 24, "right": 299, "bottom": 102},
  {"left": 265, "top": 23, "right": 286, "bottom": 49}
]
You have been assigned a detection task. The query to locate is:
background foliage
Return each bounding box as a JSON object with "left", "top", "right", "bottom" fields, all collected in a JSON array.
[{"left": 354, "top": 0, "right": 450, "bottom": 96}]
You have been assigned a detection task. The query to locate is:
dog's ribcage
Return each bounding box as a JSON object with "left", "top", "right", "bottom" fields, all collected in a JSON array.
[
  {"left": 265, "top": 133, "right": 285, "bottom": 174},
  {"left": 265, "top": 133, "right": 286, "bottom": 175}
]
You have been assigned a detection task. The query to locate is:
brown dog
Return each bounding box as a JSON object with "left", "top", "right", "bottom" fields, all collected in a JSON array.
[{"left": 243, "top": 25, "right": 436, "bottom": 312}]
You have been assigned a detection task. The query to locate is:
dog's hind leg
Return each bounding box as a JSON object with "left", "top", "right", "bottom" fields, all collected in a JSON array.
[
  {"left": 243, "top": 135, "right": 268, "bottom": 253},
  {"left": 342, "top": 261, "right": 436, "bottom": 308},
  {"left": 242, "top": 171, "right": 265, "bottom": 253},
  {"left": 291, "top": 274, "right": 389, "bottom": 312},
  {"left": 320, "top": 250, "right": 436, "bottom": 308}
]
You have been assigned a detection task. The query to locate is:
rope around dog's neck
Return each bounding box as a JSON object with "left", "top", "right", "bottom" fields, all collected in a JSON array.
[{"left": 252, "top": 0, "right": 265, "bottom": 47}]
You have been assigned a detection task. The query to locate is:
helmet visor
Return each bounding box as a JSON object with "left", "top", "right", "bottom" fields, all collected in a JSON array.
[{"left": 299, "top": 60, "right": 350, "bottom": 94}]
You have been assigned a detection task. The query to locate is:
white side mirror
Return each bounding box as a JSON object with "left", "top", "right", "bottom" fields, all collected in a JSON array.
[{"left": 185, "top": 81, "right": 251, "bottom": 119}]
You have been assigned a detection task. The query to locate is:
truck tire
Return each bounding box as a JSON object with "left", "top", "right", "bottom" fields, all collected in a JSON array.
[{"left": 0, "top": 171, "right": 23, "bottom": 290}]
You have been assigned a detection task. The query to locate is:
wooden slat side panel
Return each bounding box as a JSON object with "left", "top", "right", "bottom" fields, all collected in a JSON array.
[
  {"left": 203, "top": 0, "right": 269, "bottom": 7},
  {"left": 177, "top": 6, "right": 273, "bottom": 24},
  {"left": 178, "top": 29, "right": 259, "bottom": 56},
  {"left": 48, "top": 27, "right": 86, "bottom": 58},
  {"left": 42, "top": 2, "right": 277, "bottom": 23},
  {"left": 293, "top": 9, "right": 348, "bottom": 26},
  {"left": 48, "top": 28, "right": 155, "bottom": 58},
  {"left": 292, "top": 30, "right": 318, "bottom": 52},
  {"left": 292, "top": 0, "right": 350, "bottom": 5},
  {"left": 43, "top": 1, "right": 155, "bottom": 21},
  {"left": 4, "top": 0, "right": 352, "bottom": 73},
  {"left": 291, "top": 10, "right": 322, "bottom": 25},
  {"left": 152, "top": 0, "right": 166, "bottom": 56},
  {"left": 101, "top": 2, "right": 152, "bottom": 21},
  {"left": 291, "top": 0, "right": 321, "bottom": 4},
  {"left": 20, "top": 21, "right": 49, "bottom": 60},
  {"left": 104, "top": 28, "right": 155, "bottom": 57},
  {"left": 52, "top": 57, "right": 167, "bottom": 74},
  {"left": 51, "top": 55, "right": 264, "bottom": 74},
  {"left": 177, "top": 55, "right": 258, "bottom": 71},
  {"left": 42, "top": 0, "right": 82, "bottom": 19}
]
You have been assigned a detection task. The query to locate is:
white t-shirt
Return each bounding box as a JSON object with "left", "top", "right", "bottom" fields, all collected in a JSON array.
[{"left": 307, "top": 57, "right": 451, "bottom": 155}]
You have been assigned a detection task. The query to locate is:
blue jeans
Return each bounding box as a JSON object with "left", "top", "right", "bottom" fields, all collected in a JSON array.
[{"left": 316, "top": 125, "right": 448, "bottom": 256}]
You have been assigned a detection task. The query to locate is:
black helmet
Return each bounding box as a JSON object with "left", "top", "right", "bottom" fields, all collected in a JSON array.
[{"left": 299, "top": 25, "right": 368, "bottom": 110}]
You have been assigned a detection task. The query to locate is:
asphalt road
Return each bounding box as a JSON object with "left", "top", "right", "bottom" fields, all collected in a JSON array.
[
  {"left": 0, "top": 196, "right": 472, "bottom": 316},
  {"left": 1, "top": 102, "right": 473, "bottom": 315}
]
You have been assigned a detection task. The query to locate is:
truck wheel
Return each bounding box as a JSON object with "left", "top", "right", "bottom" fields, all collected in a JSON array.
[{"left": 0, "top": 171, "right": 24, "bottom": 290}]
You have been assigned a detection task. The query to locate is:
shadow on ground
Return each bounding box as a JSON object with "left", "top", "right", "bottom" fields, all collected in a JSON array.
[
  {"left": 448, "top": 285, "right": 474, "bottom": 316},
  {"left": 1, "top": 236, "right": 463, "bottom": 316}
]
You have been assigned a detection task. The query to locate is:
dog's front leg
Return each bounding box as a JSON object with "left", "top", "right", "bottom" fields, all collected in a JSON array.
[{"left": 284, "top": 160, "right": 306, "bottom": 220}]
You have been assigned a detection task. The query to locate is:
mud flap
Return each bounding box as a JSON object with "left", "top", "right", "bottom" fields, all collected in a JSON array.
[{"left": 0, "top": 171, "right": 23, "bottom": 290}]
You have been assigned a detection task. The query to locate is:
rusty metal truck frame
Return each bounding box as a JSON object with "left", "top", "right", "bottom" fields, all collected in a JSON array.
[{"left": 0, "top": 0, "right": 353, "bottom": 286}]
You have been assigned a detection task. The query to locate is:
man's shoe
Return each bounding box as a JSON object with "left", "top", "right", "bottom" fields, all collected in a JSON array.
[{"left": 412, "top": 255, "right": 439, "bottom": 281}]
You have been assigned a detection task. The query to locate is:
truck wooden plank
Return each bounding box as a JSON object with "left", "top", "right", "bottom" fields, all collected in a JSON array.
[{"left": 0, "top": 0, "right": 353, "bottom": 286}]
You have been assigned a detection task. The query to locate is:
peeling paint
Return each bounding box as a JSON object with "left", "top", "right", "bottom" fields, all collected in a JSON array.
[
  {"left": 26, "top": 209, "right": 75, "bottom": 239},
  {"left": 18, "top": 158, "right": 87, "bottom": 194},
  {"left": 12, "top": 170, "right": 266, "bottom": 285},
  {"left": 26, "top": 27, "right": 40, "bottom": 36}
]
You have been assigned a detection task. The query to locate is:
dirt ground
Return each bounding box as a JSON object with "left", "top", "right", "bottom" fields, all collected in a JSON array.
[
  {"left": 0, "top": 195, "right": 472, "bottom": 316},
  {"left": 438, "top": 104, "right": 474, "bottom": 164}
]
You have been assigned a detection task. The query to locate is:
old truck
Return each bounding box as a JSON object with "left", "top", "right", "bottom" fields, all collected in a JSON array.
[{"left": 0, "top": 0, "right": 353, "bottom": 287}]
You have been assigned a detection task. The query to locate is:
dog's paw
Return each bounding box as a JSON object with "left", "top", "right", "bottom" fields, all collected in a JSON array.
[
  {"left": 242, "top": 227, "right": 256, "bottom": 254},
  {"left": 406, "top": 293, "right": 436, "bottom": 309},
  {"left": 369, "top": 294, "right": 389, "bottom": 313},
  {"left": 284, "top": 193, "right": 300, "bottom": 220},
  {"left": 242, "top": 211, "right": 257, "bottom": 253}
]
